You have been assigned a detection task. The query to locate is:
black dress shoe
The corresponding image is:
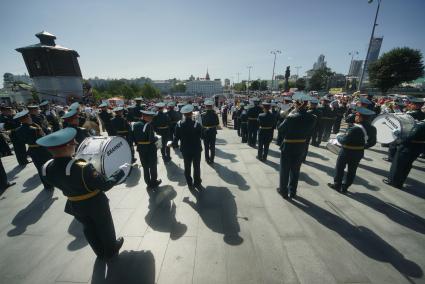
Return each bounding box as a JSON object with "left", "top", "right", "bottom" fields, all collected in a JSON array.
[
  {"left": 5, "top": 182, "right": 16, "bottom": 189},
  {"left": 289, "top": 192, "right": 297, "bottom": 199},
  {"left": 107, "top": 237, "right": 124, "bottom": 259},
  {"left": 327, "top": 183, "right": 341, "bottom": 192},
  {"left": 382, "top": 179, "right": 402, "bottom": 189},
  {"left": 382, "top": 157, "right": 392, "bottom": 162}
]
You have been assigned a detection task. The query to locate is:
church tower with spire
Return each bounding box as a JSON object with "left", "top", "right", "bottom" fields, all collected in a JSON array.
[{"left": 205, "top": 68, "right": 210, "bottom": 81}]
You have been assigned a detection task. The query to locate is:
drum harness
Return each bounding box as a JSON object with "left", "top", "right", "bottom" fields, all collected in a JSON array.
[{"left": 342, "top": 123, "right": 368, "bottom": 150}]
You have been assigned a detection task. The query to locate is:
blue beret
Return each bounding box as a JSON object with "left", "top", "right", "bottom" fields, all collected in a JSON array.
[
  {"left": 113, "top": 107, "right": 124, "bottom": 112},
  {"left": 204, "top": 100, "right": 214, "bottom": 106},
  {"left": 167, "top": 101, "right": 176, "bottom": 107},
  {"left": 141, "top": 110, "right": 157, "bottom": 116},
  {"left": 69, "top": 102, "right": 80, "bottom": 111},
  {"left": 134, "top": 97, "right": 143, "bottom": 101},
  {"left": 98, "top": 102, "right": 108, "bottom": 108},
  {"left": 292, "top": 93, "right": 313, "bottom": 102},
  {"left": 27, "top": 104, "right": 39, "bottom": 109},
  {"left": 155, "top": 102, "right": 166, "bottom": 108},
  {"left": 39, "top": 100, "right": 49, "bottom": 107},
  {"left": 180, "top": 104, "right": 194, "bottom": 114},
  {"left": 36, "top": 127, "right": 77, "bottom": 148},
  {"left": 13, "top": 110, "right": 29, "bottom": 120},
  {"left": 359, "top": 97, "right": 372, "bottom": 105},
  {"left": 355, "top": 107, "right": 375, "bottom": 116},
  {"left": 310, "top": 98, "right": 319, "bottom": 104},
  {"left": 62, "top": 108, "right": 78, "bottom": 119},
  {"left": 239, "top": 103, "right": 245, "bottom": 107}
]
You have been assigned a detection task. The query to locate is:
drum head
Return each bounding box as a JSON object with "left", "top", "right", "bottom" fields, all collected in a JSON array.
[
  {"left": 102, "top": 137, "right": 132, "bottom": 183},
  {"left": 372, "top": 114, "right": 401, "bottom": 144}
]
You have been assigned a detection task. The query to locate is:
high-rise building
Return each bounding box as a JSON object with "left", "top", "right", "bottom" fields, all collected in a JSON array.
[
  {"left": 348, "top": 60, "right": 363, "bottom": 77},
  {"left": 364, "top": 37, "right": 383, "bottom": 82},
  {"left": 313, "top": 54, "right": 327, "bottom": 70}
]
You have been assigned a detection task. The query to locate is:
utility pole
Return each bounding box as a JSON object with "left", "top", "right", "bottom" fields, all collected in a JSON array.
[
  {"left": 358, "top": 0, "right": 382, "bottom": 91},
  {"left": 237, "top": 72, "right": 240, "bottom": 83},
  {"left": 270, "top": 50, "right": 281, "bottom": 92},
  {"left": 247, "top": 66, "right": 252, "bottom": 95}
]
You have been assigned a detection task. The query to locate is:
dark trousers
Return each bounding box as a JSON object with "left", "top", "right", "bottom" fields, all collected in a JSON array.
[
  {"left": 10, "top": 132, "right": 28, "bottom": 165},
  {"left": 222, "top": 115, "right": 227, "bottom": 127},
  {"left": 70, "top": 194, "right": 117, "bottom": 258},
  {"left": 0, "top": 158, "right": 8, "bottom": 190},
  {"left": 311, "top": 126, "right": 320, "bottom": 146},
  {"left": 388, "top": 145, "right": 419, "bottom": 187},
  {"left": 138, "top": 151, "right": 158, "bottom": 186},
  {"left": 388, "top": 142, "right": 397, "bottom": 160},
  {"left": 333, "top": 116, "right": 343, "bottom": 134},
  {"left": 203, "top": 134, "right": 216, "bottom": 162},
  {"left": 29, "top": 148, "right": 53, "bottom": 189},
  {"left": 280, "top": 152, "right": 304, "bottom": 195},
  {"left": 183, "top": 151, "right": 201, "bottom": 186},
  {"left": 0, "top": 135, "right": 11, "bottom": 156},
  {"left": 247, "top": 121, "right": 259, "bottom": 146},
  {"left": 240, "top": 123, "right": 248, "bottom": 143},
  {"left": 170, "top": 123, "right": 178, "bottom": 147},
  {"left": 303, "top": 139, "right": 311, "bottom": 162},
  {"left": 236, "top": 119, "right": 241, "bottom": 136},
  {"left": 334, "top": 149, "right": 363, "bottom": 190},
  {"left": 158, "top": 129, "right": 171, "bottom": 160},
  {"left": 321, "top": 120, "right": 334, "bottom": 142},
  {"left": 258, "top": 131, "right": 273, "bottom": 159}
]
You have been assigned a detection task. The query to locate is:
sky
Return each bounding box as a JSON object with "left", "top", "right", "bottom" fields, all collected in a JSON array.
[{"left": 1, "top": 0, "right": 424, "bottom": 85}]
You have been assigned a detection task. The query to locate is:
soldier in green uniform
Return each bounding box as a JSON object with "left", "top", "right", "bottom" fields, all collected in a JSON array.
[
  {"left": 1, "top": 106, "right": 29, "bottom": 165},
  {"left": 36, "top": 128, "right": 128, "bottom": 259},
  {"left": 239, "top": 103, "right": 248, "bottom": 143},
  {"left": 153, "top": 102, "right": 171, "bottom": 162},
  {"left": 383, "top": 120, "right": 425, "bottom": 189},
  {"left": 304, "top": 98, "right": 320, "bottom": 161},
  {"left": 62, "top": 108, "right": 90, "bottom": 147},
  {"left": 246, "top": 98, "right": 262, "bottom": 147},
  {"left": 201, "top": 100, "right": 220, "bottom": 164},
  {"left": 277, "top": 94, "right": 315, "bottom": 199},
  {"left": 317, "top": 97, "right": 336, "bottom": 144},
  {"left": 257, "top": 102, "right": 274, "bottom": 161},
  {"left": 328, "top": 107, "right": 377, "bottom": 193},
  {"left": 132, "top": 110, "right": 162, "bottom": 190},
  {"left": 111, "top": 107, "right": 136, "bottom": 163},
  {"left": 98, "top": 103, "right": 113, "bottom": 136},
  {"left": 28, "top": 104, "right": 51, "bottom": 134},
  {"left": 40, "top": 100, "right": 61, "bottom": 132},
  {"left": 14, "top": 110, "right": 54, "bottom": 190},
  {"left": 133, "top": 98, "right": 145, "bottom": 121},
  {"left": 174, "top": 104, "right": 203, "bottom": 190},
  {"left": 166, "top": 102, "right": 180, "bottom": 148}
]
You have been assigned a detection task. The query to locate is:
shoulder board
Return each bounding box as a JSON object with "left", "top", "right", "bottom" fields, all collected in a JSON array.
[{"left": 30, "top": 126, "right": 39, "bottom": 130}]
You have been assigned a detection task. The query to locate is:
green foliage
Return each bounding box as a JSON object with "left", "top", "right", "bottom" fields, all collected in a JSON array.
[
  {"left": 295, "top": 78, "right": 306, "bottom": 91},
  {"left": 249, "top": 80, "right": 260, "bottom": 90},
  {"left": 308, "top": 67, "right": 333, "bottom": 91},
  {"left": 172, "top": 83, "right": 186, "bottom": 93},
  {"left": 141, "top": 83, "right": 161, "bottom": 99},
  {"left": 234, "top": 82, "right": 246, "bottom": 92},
  {"left": 368, "top": 47, "right": 424, "bottom": 93},
  {"left": 260, "top": 80, "right": 268, "bottom": 91}
]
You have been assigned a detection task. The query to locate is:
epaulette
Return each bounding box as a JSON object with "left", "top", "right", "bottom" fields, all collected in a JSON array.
[
  {"left": 69, "top": 159, "right": 88, "bottom": 176},
  {"left": 42, "top": 159, "right": 54, "bottom": 176}
]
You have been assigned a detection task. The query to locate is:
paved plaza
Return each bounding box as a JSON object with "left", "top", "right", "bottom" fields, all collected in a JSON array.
[{"left": 1, "top": 125, "right": 425, "bottom": 284}]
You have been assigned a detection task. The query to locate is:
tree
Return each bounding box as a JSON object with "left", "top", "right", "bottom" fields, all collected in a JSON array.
[
  {"left": 295, "top": 78, "right": 306, "bottom": 91},
  {"left": 234, "top": 82, "right": 246, "bottom": 92},
  {"left": 121, "top": 84, "right": 136, "bottom": 100},
  {"left": 260, "top": 80, "right": 268, "bottom": 91},
  {"left": 284, "top": 66, "right": 291, "bottom": 91},
  {"left": 141, "top": 83, "right": 161, "bottom": 99},
  {"left": 249, "top": 80, "right": 260, "bottom": 90},
  {"left": 308, "top": 67, "right": 333, "bottom": 91},
  {"left": 172, "top": 83, "right": 186, "bottom": 93},
  {"left": 368, "top": 47, "right": 424, "bottom": 93}
]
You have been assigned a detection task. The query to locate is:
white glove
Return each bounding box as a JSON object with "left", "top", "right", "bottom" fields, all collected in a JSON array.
[{"left": 119, "top": 163, "right": 131, "bottom": 172}]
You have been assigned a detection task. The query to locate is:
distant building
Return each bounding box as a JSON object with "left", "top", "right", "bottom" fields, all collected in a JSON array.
[
  {"left": 348, "top": 60, "right": 363, "bottom": 77},
  {"left": 224, "top": 78, "right": 231, "bottom": 88},
  {"left": 313, "top": 54, "right": 327, "bottom": 70},
  {"left": 364, "top": 37, "right": 383, "bottom": 83},
  {"left": 186, "top": 70, "right": 222, "bottom": 96},
  {"left": 3, "top": 73, "right": 33, "bottom": 88},
  {"left": 16, "top": 31, "right": 83, "bottom": 104},
  {"left": 152, "top": 80, "right": 172, "bottom": 93}
]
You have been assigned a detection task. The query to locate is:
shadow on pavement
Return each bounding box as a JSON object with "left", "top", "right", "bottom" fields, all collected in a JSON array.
[
  {"left": 215, "top": 148, "right": 238, "bottom": 163},
  {"left": 347, "top": 192, "right": 425, "bottom": 235},
  {"left": 211, "top": 163, "right": 249, "bottom": 190},
  {"left": 125, "top": 166, "right": 141, "bottom": 188},
  {"left": 291, "top": 196, "right": 423, "bottom": 278},
  {"left": 67, "top": 218, "right": 88, "bottom": 251},
  {"left": 368, "top": 147, "right": 389, "bottom": 156},
  {"left": 305, "top": 160, "right": 380, "bottom": 191},
  {"left": 216, "top": 138, "right": 226, "bottom": 145},
  {"left": 7, "top": 164, "right": 26, "bottom": 181},
  {"left": 22, "top": 174, "right": 41, "bottom": 192},
  {"left": 91, "top": 250, "right": 155, "bottom": 284},
  {"left": 307, "top": 151, "right": 330, "bottom": 161},
  {"left": 7, "top": 190, "right": 57, "bottom": 237},
  {"left": 145, "top": 185, "right": 187, "bottom": 240},
  {"left": 165, "top": 160, "right": 186, "bottom": 186},
  {"left": 183, "top": 186, "right": 244, "bottom": 246}
]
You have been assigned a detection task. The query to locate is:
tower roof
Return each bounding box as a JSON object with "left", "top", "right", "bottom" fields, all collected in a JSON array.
[
  {"left": 205, "top": 68, "right": 210, "bottom": 80},
  {"left": 16, "top": 31, "right": 79, "bottom": 57}
]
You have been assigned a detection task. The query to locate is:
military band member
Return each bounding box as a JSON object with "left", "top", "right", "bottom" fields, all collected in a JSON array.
[
  {"left": 37, "top": 128, "right": 128, "bottom": 259},
  {"left": 14, "top": 110, "right": 54, "bottom": 191},
  {"left": 277, "top": 94, "right": 315, "bottom": 199},
  {"left": 166, "top": 102, "right": 180, "bottom": 148},
  {"left": 239, "top": 103, "right": 248, "bottom": 143},
  {"left": 28, "top": 104, "right": 51, "bottom": 134},
  {"left": 317, "top": 97, "right": 336, "bottom": 144},
  {"left": 98, "top": 103, "right": 113, "bottom": 135},
  {"left": 174, "top": 104, "right": 203, "bottom": 190},
  {"left": 1, "top": 106, "right": 29, "bottom": 165},
  {"left": 247, "top": 98, "right": 262, "bottom": 147},
  {"left": 153, "top": 102, "right": 171, "bottom": 162},
  {"left": 406, "top": 97, "right": 425, "bottom": 121},
  {"left": 133, "top": 98, "right": 145, "bottom": 121},
  {"left": 333, "top": 100, "right": 347, "bottom": 134},
  {"left": 257, "top": 102, "right": 274, "bottom": 161},
  {"left": 132, "top": 110, "right": 162, "bottom": 190},
  {"left": 40, "top": 100, "right": 61, "bottom": 131},
  {"left": 201, "top": 100, "right": 220, "bottom": 164},
  {"left": 111, "top": 107, "right": 136, "bottom": 163},
  {"left": 308, "top": 98, "right": 322, "bottom": 147},
  {"left": 62, "top": 108, "right": 90, "bottom": 147},
  {"left": 328, "top": 107, "right": 377, "bottom": 193},
  {"left": 1, "top": 155, "right": 16, "bottom": 191},
  {"left": 383, "top": 120, "right": 425, "bottom": 189}
]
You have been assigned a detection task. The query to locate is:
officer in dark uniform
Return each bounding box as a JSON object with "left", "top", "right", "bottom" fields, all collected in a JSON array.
[
  {"left": 14, "top": 110, "right": 54, "bottom": 190},
  {"left": 0, "top": 155, "right": 16, "bottom": 192},
  {"left": 40, "top": 100, "right": 61, "bottom": 132},
  {"left": 133, "top": 98, "right": 144, "bottom": 121},
  {"left": 383, "top": 120, "right": 425, "bottom": 189},
  {"left": 309, "top": 98, "right": 322, "bottom": 147},
  {"left": 166, "top": 102, "right": 180, "bottom": 148},
  {"left": 257, "top": 102, "right": 274, "bottom": 161},
  {"left": 111, "top": 107, "right": 136, "bottom": 163},
  {"left": 1, "top": 106, "right": 29, "bottom": 165},
  {"left": 174, "top": 104, "right": 203, "bottom": 190},
  {"left": 239, "top": 103, "right": 248, "bottom": 143},
  {"left": 28, "top": 104, "right": 51, "bottom": 134},
  {"left": 234, "top": 104, "right": 243, "bottom": 137},
  {"left": 406, "top": 97, "right": 425, "bottom": 121},
  {"left": 277, "top": 94, "right": 316, "bottom": 199},
  {"left": 69, "top": 102, "right": 87, "bottom": 127},
  {"left": 247, "top": 98, "right": 262, "bottom": 147},
  {"left": 36, "top": 127, "right": 127, "bottom": 259},
  {"left": 152, "top": 102, "right": 171, "bottom": 162},
  {"left": 98, "top": 103, "right": 113, "bottom": 135},
  {"left": 125, "top": 105, "right": 136, "bottom": 122},
  {"left": 317, "top": 97, "right": 336, "bottom": 143},
  {"left": 333, "top": 100, "right": 347, "bottom": 134},
  {"left": 132, "top": 110, "right": 162, "bottom": 189},
  {"left": 201, "top": 100, "right": 220, "bottom": 164},
  {"left": 62, "top": 108, "right": 90, "bottom": 147},
  {"left": 328, "top": 107, "right": 377, "bottom": 193}
]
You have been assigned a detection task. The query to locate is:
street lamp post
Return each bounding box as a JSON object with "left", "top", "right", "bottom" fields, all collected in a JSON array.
[
  {"left": 247, "top": 66, "right": 252, "bottom": 95},
  {"left": 270, "top": 50, "right": 281, "bottom": 92},
  {"left": 358, "top": 0, "right": 382, "bottom": 91}
]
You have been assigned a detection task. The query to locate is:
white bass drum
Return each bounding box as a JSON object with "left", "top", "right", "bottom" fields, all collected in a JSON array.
[
  {"left": 372, "top": 113, "right": 415, "bottom": 144},
  {"left": 75, "top": 136, "right": 132, "bottom": 184}
]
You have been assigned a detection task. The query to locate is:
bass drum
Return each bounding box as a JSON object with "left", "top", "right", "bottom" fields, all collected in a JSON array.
[
  {"left": 372, "top": 113, "right": 415, "bottom": 144},
  {"left": 75, "top": 136, "right": 132, "bottom": 184},
  {"left": 326, "top": 138, "right": 342, "bottom": 155}
]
